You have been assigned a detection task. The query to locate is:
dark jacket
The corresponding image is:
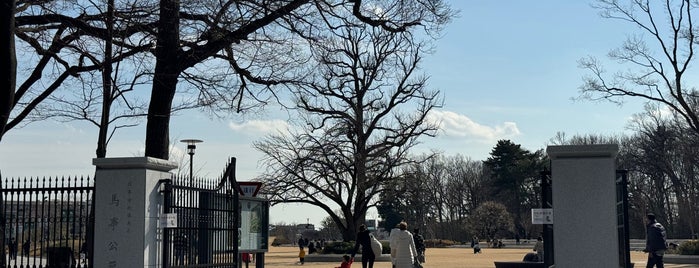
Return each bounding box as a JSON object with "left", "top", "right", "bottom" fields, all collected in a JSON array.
[
  {"left": 352, "top": 230, "right": 375, "bottom": 258},
  {"left": 646, "top": 221, "right": 668, "bottom": 252},
  {"left": 413, "top": 234, "right": 425, "bottom": 252}
]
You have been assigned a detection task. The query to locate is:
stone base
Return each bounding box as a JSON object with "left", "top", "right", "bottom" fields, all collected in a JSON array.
[
  {"left": 304, "top": 254, "right": 392, "bottom": 262},
  {"left": 494, "top": 261, "right": 545, "bottom": 268}
]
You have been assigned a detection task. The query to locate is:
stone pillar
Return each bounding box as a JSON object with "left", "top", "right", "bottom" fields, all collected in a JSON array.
[
  {"left": 92, "top": 157, "right": 177, "bottom": 268},
  {"left": 546, "top": 144, "right": 619, "bottom": 268}
]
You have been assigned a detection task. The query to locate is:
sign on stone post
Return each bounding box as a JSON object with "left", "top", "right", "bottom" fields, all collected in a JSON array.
[{"left": 531, "top": 208, "right": 553, "bottom": 224}]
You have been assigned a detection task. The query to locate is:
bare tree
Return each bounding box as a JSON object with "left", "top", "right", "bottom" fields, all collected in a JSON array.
[
  {"left": 579, "top": 0, "right": 699, "bottom": 135},
  {"left": 145, "top": 0, "right": 453, "bottom": 159},
  {"left": 254, "top": 21, "right": 445, "bottom": 241},
  {"left": 5, "top": 0, "right": 157, "bottom": 151},
  {"left": 3, "top": 1, "right": 452, "bottom": 161},
  {"left": 623, "top": 105, "right": 699, "bottom": 238}
]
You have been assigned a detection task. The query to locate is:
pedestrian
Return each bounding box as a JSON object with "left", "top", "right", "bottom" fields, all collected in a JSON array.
[
  {"left": 79, "top": 242, "right": 88, "bottom": 264},
  {"left": 391, "top": 222, "right": 418, "bottom": 268},
  {"left": 173, "top": 233, "right": 188, "bottom": 265},
  {"left": 644, "top": 213, "right": 667, "bottom": 268},
  {"left": 298, "top": 237, "right": 305, "bottom": 249},
  {"left": 351, "top": 224, "right": 376, "bottom": 268},
  {"left": 298, "top": 247, "right": 306, "bottom": 265},
  {"left": 335, "top": 254, "right": 353, "bottom": 268},
  {"left": 389, "top": 224, "right": 400, "bottom": 268},
  {"left": 533, "top": 236, "right": 544, "bottom": 262},
  {"left": 308, "top": 240, "right": 316, "bottom": 254},
  {"left": 242, "top": 252, "right": 251, "bottom": 268},
  {"left": 22, "top": 239, "right": 30, "bottom": 257},
  {"left": 412, "top": 228, "right": 425, "bottom": 263},
  {"left": 472, "top": 236, "right": 481, "bottom": 254},
  {"left": 8, "top": 238, "right": 17, "bottom": 260}
]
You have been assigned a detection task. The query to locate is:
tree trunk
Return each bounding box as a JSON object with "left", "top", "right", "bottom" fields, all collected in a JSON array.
[
  {"left": 0, "top": 1, "right": 16, "bottom": 266},
  {"left": 96, "top": 0, "right": 115, "bottom": 158},
  {"left": 145, "top": 0, "right": 181, "bottom": 159},
  {"left": 0, "top": 0, "right": 16, "bottom": 144}
]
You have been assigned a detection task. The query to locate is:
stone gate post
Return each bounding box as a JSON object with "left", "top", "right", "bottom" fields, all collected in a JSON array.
[
  {"left": 547, "top": 144, "right": 619, "bottom": 268},
  {"left": 92, "top": 157, "right": 177, "bottom": 268}
]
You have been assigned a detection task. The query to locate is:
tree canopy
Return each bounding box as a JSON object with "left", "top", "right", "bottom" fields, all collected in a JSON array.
[{"left": 254, "top": 18, "right": 446, "bottom": 241}]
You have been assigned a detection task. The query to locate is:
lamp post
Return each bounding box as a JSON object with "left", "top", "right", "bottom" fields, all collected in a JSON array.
[{"left": 180, "top": 139, "right": 203, "bottom": 183}]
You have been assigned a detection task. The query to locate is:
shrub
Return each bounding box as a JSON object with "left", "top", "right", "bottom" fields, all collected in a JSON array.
[
  {"left": 678, "top": 240, "right": 699, "bottom": 255},
  {"left": 322, "top": 241, "right": 355, "bottom": 254},
  {"left": 425, "top": 239, "right": 457, "bottom": 248},
  {"left": 271, "top": 237, "right": 291, "bottom": 247}
]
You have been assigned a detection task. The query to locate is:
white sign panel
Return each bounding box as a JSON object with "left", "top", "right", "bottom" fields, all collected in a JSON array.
[
  {"left": 531, "top": 208, "right": 553, "bottom": 224},
  {"left": 160, "top": 213, "right": 178, "bottom": 228},
  {"left": 238, "top": 182, "right": 263, "bottom": 197}
]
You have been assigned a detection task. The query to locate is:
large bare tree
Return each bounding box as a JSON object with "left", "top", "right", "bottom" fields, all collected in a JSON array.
[
  {"left": 254, "top": 21, "right": 445, "bottom": 241},
  {"left": 4, "top": 0, "right": 157, "bottom": 155},
  {"left": 145, "top": 0, "right": 453, "bottom": 159},
  {"left": 3, "top": 1, "right": 452, "bottom": 161},
  {"left": 579, "top": 0, "right": 699, "bottom": 135}
]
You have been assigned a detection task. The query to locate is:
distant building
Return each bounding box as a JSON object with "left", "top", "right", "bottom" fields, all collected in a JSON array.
[
  {"left": 296, "top": 223, "right": 315, "bottom": 231},
  {"left": 365, "top": 219, "right": 378, "bottom": 231}
]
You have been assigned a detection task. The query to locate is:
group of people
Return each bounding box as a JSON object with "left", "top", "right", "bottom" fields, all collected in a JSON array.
[
  {"left": 325, "top": 212, "right": 670, "bottom": 268},
  {"left": 5, "top": 238, "right": 31, "bottom": 260},
  {"left": 297, "top": 237, "right": 327, "bottom": 264},
  {"left": 348, "top": 221, "right": 425, "bottom": 268}
]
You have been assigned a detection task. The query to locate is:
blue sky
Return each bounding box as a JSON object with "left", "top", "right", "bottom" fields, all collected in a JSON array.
[{"left": 1, "top": 1, "right": 651, "bottom": 226}]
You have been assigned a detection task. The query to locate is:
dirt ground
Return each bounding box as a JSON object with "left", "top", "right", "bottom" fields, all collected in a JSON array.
[{"left": 261, "top": 245, "right": 699, "bottom": 268}]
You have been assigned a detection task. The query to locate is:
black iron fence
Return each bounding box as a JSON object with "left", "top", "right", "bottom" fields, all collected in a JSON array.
[
  {"left": 162, "top": 158, "right": 239, "bottom": 268},
  {"left": 1, "top": 176, "right": 94, "bottom": 268}
]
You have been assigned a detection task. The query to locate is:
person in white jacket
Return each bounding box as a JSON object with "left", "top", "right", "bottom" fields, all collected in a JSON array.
[{"left": 390, "top": 222, "right": 418, "bottom": 268}]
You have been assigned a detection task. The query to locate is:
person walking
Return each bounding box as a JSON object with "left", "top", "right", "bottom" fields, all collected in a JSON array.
[
  {"left": 645, "top": 213, "right": 668, "bottom": 268},
  {"left": 22, "top": 239, "right": 30, "bottom": 257},
  {"left": 351, "top": 224, "right": 376, "bottom": 268},
  {"left": 533, "top": 236, "right": 544, "bottom": 262},
  {"left": 391, "top": 222, "right": 418, "bottom": 268},
  {"left": 173, "top": 233, "right": 188, "bottom": 265},
  {"left": 8, "top": 238, "right": 17, "bottom": 260},
  {"left": 412, "top": 228, "right": 425, "bottom": 263}
]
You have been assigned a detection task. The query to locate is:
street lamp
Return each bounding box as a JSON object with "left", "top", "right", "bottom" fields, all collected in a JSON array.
[{"left": 180, "top": 139, "right": 203, "bottom": 182}]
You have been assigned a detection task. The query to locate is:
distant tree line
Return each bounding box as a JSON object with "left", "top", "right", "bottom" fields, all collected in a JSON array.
[{"left": 378, "top": 106, "right": 699, "bottom": 242}]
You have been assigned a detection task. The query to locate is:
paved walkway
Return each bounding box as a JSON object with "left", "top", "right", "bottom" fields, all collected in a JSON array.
[{"left": 265, "top": 246, "right": 699, "bottom": 268}]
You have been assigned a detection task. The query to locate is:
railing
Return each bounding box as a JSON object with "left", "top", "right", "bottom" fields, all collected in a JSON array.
[
  {"left": 1, "top": 176, "right": 94, "bottom": 268},
  {"left": 162, "top": 157, "right": 239, "bottom": 268}
]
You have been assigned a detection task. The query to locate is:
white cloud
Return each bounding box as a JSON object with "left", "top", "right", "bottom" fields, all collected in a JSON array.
[
  {"left": 228, "top": 119, "right": 290, "bottom": 135},
  {"left": 427, "top": 110, "right": 521, "bottom": 142}
]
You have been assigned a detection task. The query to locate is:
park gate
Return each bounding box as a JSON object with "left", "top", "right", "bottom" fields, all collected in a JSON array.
[
  {"left": 161, "top": 158, "right": 240, "bottom": 268},
  {"left": 0, "top": 176, "right": 94, "bottom": 268}
]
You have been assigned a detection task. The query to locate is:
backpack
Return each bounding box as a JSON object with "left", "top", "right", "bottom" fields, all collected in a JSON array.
[{"left": 370, "top": 234, "right": 382, "bottom": 256}]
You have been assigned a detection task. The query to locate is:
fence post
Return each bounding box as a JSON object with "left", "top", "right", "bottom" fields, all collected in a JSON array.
[{"left": 160, "top": 179, "right": 172, "bottom": 268}]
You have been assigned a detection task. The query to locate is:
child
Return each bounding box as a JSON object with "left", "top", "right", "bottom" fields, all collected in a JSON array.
[
  {"left": 298, "top": 247, "right": 306, "bottom": 265},
  {"left": 242, "top": 253, "right": 251, "bottom": 268},
  {"left": 335, "top": 254, "right": 353, "bottom": 268}
]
